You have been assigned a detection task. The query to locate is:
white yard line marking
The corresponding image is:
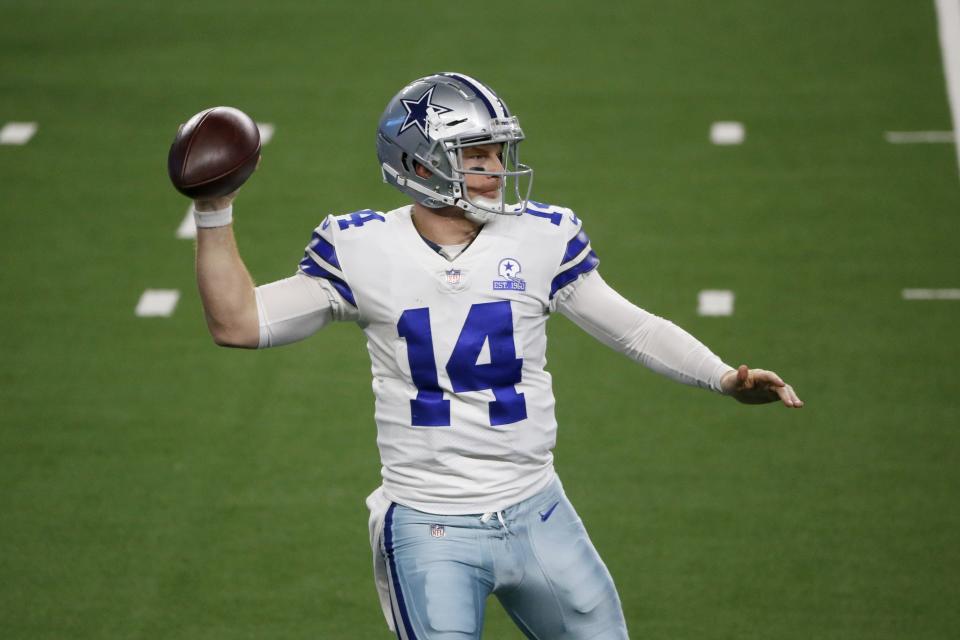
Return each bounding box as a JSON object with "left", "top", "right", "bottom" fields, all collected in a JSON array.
[
  {"left": 0, "top": 122, "right": 38, "bottom": 145},
  {"left": 135, "top": 289, "right": 180, "bottom": 317},
  {"left": 902, "top": 288, "right": 960, "bottom": 300},
  {"left": 176, "top": 203, "right": 197, "bottom": 239},
  {"left": 884, "top": 130, "right": 956, "bottom": 143},
  {"left": 710, "top": 121, "right": 745, "bottom": 146},
  {"left": 935, "top": 0, "right": 960, "bottom": 177},
  {"left": 257, "top": 122, "right": 275, "bottom": 145},
  {"left": 697, "top": 290, "right": 735, "bottom": 316}
]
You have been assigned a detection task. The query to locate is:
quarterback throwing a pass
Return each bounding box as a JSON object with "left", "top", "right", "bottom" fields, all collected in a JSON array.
[{"left": 192, "top": 73, "right": 802, "bottom": 639}]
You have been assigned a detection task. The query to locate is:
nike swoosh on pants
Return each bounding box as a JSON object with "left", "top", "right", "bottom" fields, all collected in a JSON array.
[{"left": 539, "top": 501, "right": 560, "bottom": 522}]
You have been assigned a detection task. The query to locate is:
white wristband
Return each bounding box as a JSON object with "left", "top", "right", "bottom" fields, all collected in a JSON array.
[{"left": 194, "top": 204, "right": 234, "bottom": 228}]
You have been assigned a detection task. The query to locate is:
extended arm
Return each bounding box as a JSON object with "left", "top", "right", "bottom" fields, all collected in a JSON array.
[
  {"left": 194, "top": 194, "right": 259, "bottom": 348},
  {"left": 555, "top": 271, "right": 802, "bottom": 407},
  {"left": 555, "top": 270, "right": 732, "bottom": 391}
]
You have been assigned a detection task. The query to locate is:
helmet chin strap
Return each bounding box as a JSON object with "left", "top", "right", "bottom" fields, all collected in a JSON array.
[
  {"left": 459, "top": 190, "right": 513, "bottom": 224},
  {"left": 457, "top": 197, "right": 497, "bottom": 225}
]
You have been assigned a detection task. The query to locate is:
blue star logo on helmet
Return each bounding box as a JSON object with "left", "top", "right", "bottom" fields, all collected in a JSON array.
[{"left": 399, "top": 85, "right": 452, "bottom": 139}]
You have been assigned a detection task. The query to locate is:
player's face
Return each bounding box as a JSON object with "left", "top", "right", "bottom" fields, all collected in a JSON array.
[{"left": 460, "top": 143, "right": 504, "bottom": 200}]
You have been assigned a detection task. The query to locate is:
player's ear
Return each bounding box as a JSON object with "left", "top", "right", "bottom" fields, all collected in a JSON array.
[{"left": 413, "top": 161, "right": 432, "bottom": 179}]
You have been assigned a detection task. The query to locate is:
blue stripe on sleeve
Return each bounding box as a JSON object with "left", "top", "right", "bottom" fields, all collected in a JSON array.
[
  {"left": 550, "top": 250, "right": 599, "bottom": 299},
  {"left": 308, "top": 232, "right": 341, "bottom": 270},
  {"left": 561, "top": 230, "right": 590, "bottom": 264},
  {"left": 298, "top": 255, "right": 357, "bottom": 307}
]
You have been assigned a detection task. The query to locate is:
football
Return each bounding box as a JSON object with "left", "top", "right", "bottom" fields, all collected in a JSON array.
[{"left": 167, "top": 106, "right": 261, "bottom": 199}]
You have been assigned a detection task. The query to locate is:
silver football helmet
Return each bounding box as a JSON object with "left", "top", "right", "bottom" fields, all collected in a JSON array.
[{"left": 376, "top": 72, "right": 533, "bottom": 224}]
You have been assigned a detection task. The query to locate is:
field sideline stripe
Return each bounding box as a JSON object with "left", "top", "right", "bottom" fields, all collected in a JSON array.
[
  {"left": 257, "top": 122, "right": 274, "bottom": 144},
  {"left": 697, "top": 289, "right": 735, "bottom": 316},
  {"left": 176, "top": 203, "right": 197, "bottom": 239},
  {"left": 935, "top": 0, "right": 960, "bottom": 178},
  {"left": 884, "top": 130, "right": 956, "bottom": 143},
  {"left": 710, "top": 121, "right": 745, "bottom": 145},
  {"left": 0, "top": 122, "right": 38, "bottom": 145},
  {"left": 136, "top": 289, "right": 180, "bottom": 316},
  {"left": 902, "top": 288, "right": 960, "bottom": 300}
]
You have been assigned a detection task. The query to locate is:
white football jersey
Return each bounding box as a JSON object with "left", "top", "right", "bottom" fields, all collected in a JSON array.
[{"left": 298, "top": 202, "right": 598, "bottom": 514}]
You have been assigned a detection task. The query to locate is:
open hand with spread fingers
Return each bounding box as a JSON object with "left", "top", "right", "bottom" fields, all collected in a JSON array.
[{"left": 721, "top": 365, "right": 804, "bottom": 408}]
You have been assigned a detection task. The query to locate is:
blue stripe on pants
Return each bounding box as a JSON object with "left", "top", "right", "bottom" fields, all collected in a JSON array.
[{"left": 384, "top": 504, "right": 417, "bottom": 639}]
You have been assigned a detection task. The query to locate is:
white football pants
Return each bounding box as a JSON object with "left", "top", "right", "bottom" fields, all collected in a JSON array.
[{"left": 379, "top": 479, "right": 629, "bottom": 639}]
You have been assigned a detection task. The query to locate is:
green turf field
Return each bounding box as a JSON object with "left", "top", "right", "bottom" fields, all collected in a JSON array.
[{"left": 2, "top": 1, "right": 959, "bottom": 637}]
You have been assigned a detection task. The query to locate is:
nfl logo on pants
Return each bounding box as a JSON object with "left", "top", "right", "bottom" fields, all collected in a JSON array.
[{"left": 430, "top": 524, "right": 445, "bottom": 538}]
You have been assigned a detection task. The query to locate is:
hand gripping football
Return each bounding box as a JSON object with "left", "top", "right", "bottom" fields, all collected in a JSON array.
[{"left": 167, "top": 106, "right": 261, "bottom": 199}]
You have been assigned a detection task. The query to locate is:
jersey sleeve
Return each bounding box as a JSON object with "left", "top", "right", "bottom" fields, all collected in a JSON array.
[
  {"left": 297, "top": 215, "right": 358, "bottom": 309},
  {"left": 255, "top": 274, "right": 344, "bottom": 348},
  {"left": 255, "top": 215, "right": 364, "bottom": 348},
  {"left": 555, "top": 270, "right": 734, "bottom": 392},
  {"left": 548, "top": 209, "right": 599, "bottom": 301}
]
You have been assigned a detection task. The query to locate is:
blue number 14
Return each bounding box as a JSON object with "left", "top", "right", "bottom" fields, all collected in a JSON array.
[{"left": 397, "top": 301, "right": 527, "bottom": 427}]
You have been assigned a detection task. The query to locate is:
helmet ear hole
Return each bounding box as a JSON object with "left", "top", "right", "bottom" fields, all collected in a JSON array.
[
  {"left": 400, "top": 153, "right": 411, "bottom": 172},
  {"left": 411, "top": 159, "right": 433, "bottom": 179}
]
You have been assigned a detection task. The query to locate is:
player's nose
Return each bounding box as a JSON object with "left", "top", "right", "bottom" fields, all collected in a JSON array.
[{"left": 487, "top": 157, "right": 504, "bottom": 185}]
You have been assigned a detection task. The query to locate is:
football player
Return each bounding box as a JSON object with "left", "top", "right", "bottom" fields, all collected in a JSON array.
[{"left": 191, "top": 72, "right": 802, "bottom": 639}]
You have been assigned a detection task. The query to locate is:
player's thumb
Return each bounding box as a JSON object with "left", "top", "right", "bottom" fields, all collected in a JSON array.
[{"left": 737, "top": 364, "right": 750, "bottom": 388}]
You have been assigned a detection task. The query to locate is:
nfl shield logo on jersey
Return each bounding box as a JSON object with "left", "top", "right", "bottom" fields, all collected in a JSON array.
[
  {"left": 430, "top": 524, "right": 446, "bottom": 538},
  {"left": 438, "top": 268, "right": 468, "bottom": 292}
]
